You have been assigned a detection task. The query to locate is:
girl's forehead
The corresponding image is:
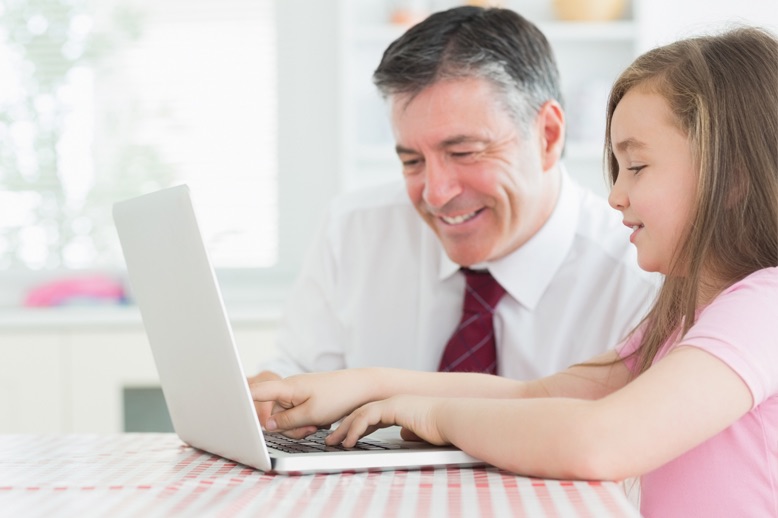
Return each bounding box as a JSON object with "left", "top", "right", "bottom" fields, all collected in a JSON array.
[
  {"left": 618, "top": 88, "right": 667, "bottom": 113},
  {"left": 611, "top": 89, "right": 693, "bottom": 163},
  {"left": 613, "top": 89, "right": 682, "bottom": 135}
]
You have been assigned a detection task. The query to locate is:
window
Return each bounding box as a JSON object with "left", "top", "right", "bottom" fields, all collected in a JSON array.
[{"left": 0, "top": 0, "right": 277, "bottom": 274}]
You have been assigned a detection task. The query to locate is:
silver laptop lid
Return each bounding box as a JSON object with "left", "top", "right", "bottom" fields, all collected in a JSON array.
[{"left": 113, "top": 184, "right": 273, "bottom": 471}]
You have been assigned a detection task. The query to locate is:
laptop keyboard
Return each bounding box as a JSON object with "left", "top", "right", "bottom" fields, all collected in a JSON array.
[{"left": 265, "top": 430, "right": 406, "bottom": 455}]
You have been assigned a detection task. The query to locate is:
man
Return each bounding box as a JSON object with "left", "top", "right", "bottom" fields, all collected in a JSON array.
[{"left": 251, "top": 6, "right": 656, "bottom": 423}]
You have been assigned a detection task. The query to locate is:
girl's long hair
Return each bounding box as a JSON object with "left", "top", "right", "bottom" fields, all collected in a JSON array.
[{"left": 604, "top": 27, "right": 778, "bottom": 375}]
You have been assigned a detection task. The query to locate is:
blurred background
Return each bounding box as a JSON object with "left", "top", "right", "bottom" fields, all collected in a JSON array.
[{"left": 0, "top": 0, "right": 775, "bottom": 433}]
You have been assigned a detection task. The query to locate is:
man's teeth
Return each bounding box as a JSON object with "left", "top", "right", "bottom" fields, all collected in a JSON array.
[{"left": 442, "top": 211, "right": 478, "bottom": 225}]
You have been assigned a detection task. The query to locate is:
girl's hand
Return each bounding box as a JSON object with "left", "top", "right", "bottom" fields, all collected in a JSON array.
[
  {"left": 325, "top": 395, "right": 450, "bottom": 447},
  {"left": 249, "top": 369, "right": 379, "bottom": 438}
]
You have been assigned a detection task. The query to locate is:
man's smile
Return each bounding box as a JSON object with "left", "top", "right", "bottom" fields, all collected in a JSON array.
[{"left": 440, "top": 208, "right": 484, "bottom": 225}]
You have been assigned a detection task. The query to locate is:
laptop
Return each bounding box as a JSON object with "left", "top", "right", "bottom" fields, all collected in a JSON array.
[{"left": 113, "top": 184, "right": 483, "bottom": 474}]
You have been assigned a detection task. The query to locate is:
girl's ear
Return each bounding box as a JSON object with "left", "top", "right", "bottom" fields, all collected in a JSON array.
[
  {"left": 725, "top": 169, "right": 749, "bottom": 209},
  {"left": 536, "top": 100, "right": 565, "bottom": 172}
]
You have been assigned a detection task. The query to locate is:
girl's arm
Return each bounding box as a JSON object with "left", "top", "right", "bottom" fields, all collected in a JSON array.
[
  {"left": 250, "top": 350, "right": 630, "bottom": 433},
  {"left": 327, "top": 346, "right": 752, "bottom": 481}
]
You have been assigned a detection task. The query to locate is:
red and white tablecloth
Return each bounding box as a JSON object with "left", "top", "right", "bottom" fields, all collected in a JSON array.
[{"left": 0, "top": 434, "right": 640, "bottom": 517}]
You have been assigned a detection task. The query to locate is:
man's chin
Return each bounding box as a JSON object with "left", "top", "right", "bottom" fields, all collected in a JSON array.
[
  {"left": 443, "top": 247, "right": 491, "bottom": 268},
  {"left": 427, "top": 221, "right": 494, "bottom": 265}
]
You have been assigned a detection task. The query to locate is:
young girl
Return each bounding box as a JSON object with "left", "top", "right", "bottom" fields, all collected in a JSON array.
[{"left": 251, "top": 28, "right": 778, "bottom": 517}]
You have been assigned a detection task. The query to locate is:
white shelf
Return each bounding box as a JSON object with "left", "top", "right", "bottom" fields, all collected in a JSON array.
[
  {"left": 0, "top": 304, "right": 281, "bottom": 330},
  {"left": 352, "top": 20, "right": 636, "bottom": 44},
  {"left": 538, "top": 20, "right": 636, "bottom": 41}
]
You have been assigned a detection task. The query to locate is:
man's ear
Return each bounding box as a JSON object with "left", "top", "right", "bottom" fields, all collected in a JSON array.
[{"left": 536, "top": 100, "right": 565, "bottom": 172}]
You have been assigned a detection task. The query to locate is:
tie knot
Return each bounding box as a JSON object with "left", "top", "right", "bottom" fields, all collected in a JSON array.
[{"left": 462, "top": 268, "right": 506, "bottom": 313}]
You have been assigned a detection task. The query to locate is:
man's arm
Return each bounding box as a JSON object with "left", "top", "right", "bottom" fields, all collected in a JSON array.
[{"left": 249, "top": 199, "right": 347, "bottom": 371}]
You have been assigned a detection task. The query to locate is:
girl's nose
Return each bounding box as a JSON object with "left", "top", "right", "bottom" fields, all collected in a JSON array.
[{"left": 608, "top": 173, "right": 629, "bottom": 211}]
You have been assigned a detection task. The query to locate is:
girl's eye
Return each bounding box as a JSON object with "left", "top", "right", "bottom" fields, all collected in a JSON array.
[{"left": 628, "top": 165, "right": 646, "bottom": 174}]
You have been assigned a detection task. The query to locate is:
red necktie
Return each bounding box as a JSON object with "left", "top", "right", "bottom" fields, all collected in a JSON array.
[{"left": 438, "top": 269, "right": 506, "bottom": 374}]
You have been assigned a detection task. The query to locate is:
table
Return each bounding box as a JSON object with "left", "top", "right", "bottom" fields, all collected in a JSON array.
[{"left": 0, "top": 434, "right": 641, "bottom": 517}]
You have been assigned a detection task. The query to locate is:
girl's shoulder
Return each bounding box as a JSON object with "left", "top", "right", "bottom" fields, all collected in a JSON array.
[
  {"left": 743, "top": 265, "right": 778, "bottom": 281},
  {"left": 704, "top": 266, "right": 778, "bottom": 321},
  {"left": 689, "top": 267, "right": 778, "bottom": 402},
  {"left": 723, "top": 266, "right": 778, "bottom": 296}
]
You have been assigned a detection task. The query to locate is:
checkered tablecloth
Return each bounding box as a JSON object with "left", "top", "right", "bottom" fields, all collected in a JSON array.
[{"left": 0, "top": 434, "right": 640, "bottom": 517}]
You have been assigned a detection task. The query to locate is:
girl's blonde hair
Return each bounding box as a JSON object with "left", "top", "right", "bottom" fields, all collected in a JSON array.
[{"left": 604, "top": 27, "right": 778, "bottom": 375}]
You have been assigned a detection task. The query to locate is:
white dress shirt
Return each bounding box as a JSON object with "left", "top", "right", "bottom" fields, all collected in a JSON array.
[{"left": 262, "top": 170, "right": 659, "bottom": 380}]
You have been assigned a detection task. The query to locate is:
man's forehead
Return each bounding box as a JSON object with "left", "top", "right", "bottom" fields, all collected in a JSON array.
[
  {"left": 395, "top": 134, "right": 489, "bottom": 154},
  {"left": 388, "top": 77, "right": 499, "bottom": 110}
]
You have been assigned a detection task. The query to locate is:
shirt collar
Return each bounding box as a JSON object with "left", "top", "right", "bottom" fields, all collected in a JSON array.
[{"left": 438, "top": 167, "right": 580, "bottom": 310}]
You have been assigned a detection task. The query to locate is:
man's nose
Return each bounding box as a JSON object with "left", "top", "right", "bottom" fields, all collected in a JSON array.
[{"left": 423, "top": 157, "right": 461, "bottom": 208}]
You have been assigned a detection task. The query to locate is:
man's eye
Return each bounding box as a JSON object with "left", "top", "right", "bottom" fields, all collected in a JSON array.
[
  {"left": 400, "top": 157, "right": 424, "bottom": 175},
  {"left": 451, "top": 151, "right": 478, "bottom": 161}
]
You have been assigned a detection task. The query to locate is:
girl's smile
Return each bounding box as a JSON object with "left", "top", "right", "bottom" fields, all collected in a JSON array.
[{"left": 624, "top": 221, "right": 645, "bottom": 243}]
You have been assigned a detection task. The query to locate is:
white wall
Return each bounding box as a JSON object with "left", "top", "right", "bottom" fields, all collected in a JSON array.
[{"left": 636, "top": 0, "right": 778, "bottom": 51}]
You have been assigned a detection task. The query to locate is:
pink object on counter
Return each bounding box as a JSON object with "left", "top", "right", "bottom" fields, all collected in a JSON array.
[{"left": 23, "top": 275, "right": 127, "bottom": 307}]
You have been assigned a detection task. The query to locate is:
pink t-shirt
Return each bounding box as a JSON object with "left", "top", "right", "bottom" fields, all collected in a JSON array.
[{"left": 618, "top": 267, "right": 778, "bottom": 518}]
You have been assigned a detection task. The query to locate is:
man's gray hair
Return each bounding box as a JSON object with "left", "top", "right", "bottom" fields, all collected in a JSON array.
[{"left": 373, "top": 6, "right": 563, "bottom": 129}]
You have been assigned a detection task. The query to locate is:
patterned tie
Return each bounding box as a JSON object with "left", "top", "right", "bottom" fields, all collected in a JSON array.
[{"left": 438, "top": 268, "right": 506, "bottom": 374}]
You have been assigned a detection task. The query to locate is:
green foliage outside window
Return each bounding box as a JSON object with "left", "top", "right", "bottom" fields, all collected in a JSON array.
[{"left": 0, "top": 0, "right": 174, "bottom": 269}]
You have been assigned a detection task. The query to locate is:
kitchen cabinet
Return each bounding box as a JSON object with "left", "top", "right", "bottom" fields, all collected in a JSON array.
[{"left": 0, "top": 310, "right": 278, "bottom": 433}]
